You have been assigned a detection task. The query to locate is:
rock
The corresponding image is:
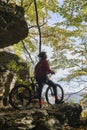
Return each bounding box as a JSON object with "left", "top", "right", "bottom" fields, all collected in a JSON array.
[
  {"left": 36, "top": 118, "right": 62, "bottom": 130},
  {"left": 0, "top": 102, "right": 84, "bottom": 130},
  {"left": 0, "top": 1, "right": 28, "bottom": 48},
  {"left": 0, "top": 51, "right": 29, "bottom": 81},
  {"left": 0, "top": 51, "right": 29, "bottom": 101},
  {"left": 46, "top": 103, "right": 82, "bottom": 128}
]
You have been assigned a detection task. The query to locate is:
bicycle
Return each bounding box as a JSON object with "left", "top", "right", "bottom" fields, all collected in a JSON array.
[{"left": 9, "top": 76, "right": 64, "bottom": 109}]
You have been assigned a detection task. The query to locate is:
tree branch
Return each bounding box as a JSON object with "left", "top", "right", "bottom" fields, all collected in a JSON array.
[
  {"left": 34, "top": 0, "right": 42, "bottom": 54},
  {"left": 22, "top": 41, "right": 34, "bottom": 65}
]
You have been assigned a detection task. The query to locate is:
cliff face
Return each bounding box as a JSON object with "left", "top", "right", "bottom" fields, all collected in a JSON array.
[
  {"left": 0, "top": 102, "right": 86, "bottom": 130},
  {"left": 0, "top": 1, "right": 28, "bottom": 48}
]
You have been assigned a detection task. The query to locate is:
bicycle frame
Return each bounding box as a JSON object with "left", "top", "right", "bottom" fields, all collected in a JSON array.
[{"left": 27, "top": 77, "right": 39, "bottom": 97}]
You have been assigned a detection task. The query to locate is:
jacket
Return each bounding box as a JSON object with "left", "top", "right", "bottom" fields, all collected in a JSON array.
[{"left": 34, "top": 59, "right": 54, "bottom": 79}]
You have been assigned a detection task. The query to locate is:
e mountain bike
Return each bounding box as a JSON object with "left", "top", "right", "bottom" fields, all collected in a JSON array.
[{"left": 9, "top": 77, "right": 64, "bottom": 109}]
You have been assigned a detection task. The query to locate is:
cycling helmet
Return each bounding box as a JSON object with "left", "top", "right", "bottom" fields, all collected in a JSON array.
[{"left": 38, "top": 51, "right": 47, "bottom": 59}]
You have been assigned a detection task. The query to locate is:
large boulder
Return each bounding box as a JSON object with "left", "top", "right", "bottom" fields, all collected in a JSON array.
[{"left": 0, "top": 1, "right": 28, "bottom": 48}]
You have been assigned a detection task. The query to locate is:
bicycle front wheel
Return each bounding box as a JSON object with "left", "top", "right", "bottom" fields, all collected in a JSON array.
[
  {"left": 46, "top": 84, "right": 64, "bottom": 105},
  {"left": 9, "top": 84, "right": 31, "bottom": 109}
]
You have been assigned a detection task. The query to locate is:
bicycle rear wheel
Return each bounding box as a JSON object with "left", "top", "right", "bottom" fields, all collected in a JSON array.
[
  {"left": 46, "top": 84, "right": 64, "bottom": 105},
  {"left": 9, "top": 84, "right": 31, "bottom": 109}
]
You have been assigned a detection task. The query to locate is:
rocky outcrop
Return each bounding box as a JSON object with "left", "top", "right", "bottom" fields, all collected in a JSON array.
[
  {"left": 0, "top": 1, "right": 28, "bottom": 48},
  {"left": 0, "top": 51, "right": 29, "bottom": 99},
  {"left": 0, "top": 102, "right": 86, "bottom": 130},
  {"left": 0, "top": 51, "right": 29, "bottom": 81}
]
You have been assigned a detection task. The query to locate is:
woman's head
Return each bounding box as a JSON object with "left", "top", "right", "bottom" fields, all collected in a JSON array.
[{"left": 38, "top": 52, "right": 47, "bottom": 59}]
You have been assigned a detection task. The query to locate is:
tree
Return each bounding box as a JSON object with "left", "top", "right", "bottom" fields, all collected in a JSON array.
[
  {"left": 56, "top": 0, "right": 87, "bottom": 80},
  {"left": 4, "top": 0, "right": 87, "bottom": 82}
]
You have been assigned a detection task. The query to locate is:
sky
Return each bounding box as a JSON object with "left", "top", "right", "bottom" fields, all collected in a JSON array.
[
  {"left": 58, "top": 0, "right": 64, "bottom": 6},
  {"left": 47, "top": 0, "right": 64, "bottom": 26}
]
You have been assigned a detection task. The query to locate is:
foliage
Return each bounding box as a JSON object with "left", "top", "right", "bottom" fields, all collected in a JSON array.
[
  {"left": 58, "top": 0, "right": 87, "bottom": 27},
  {"left": 4, "top": 0, "right": 87, "bottom": 82}
]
